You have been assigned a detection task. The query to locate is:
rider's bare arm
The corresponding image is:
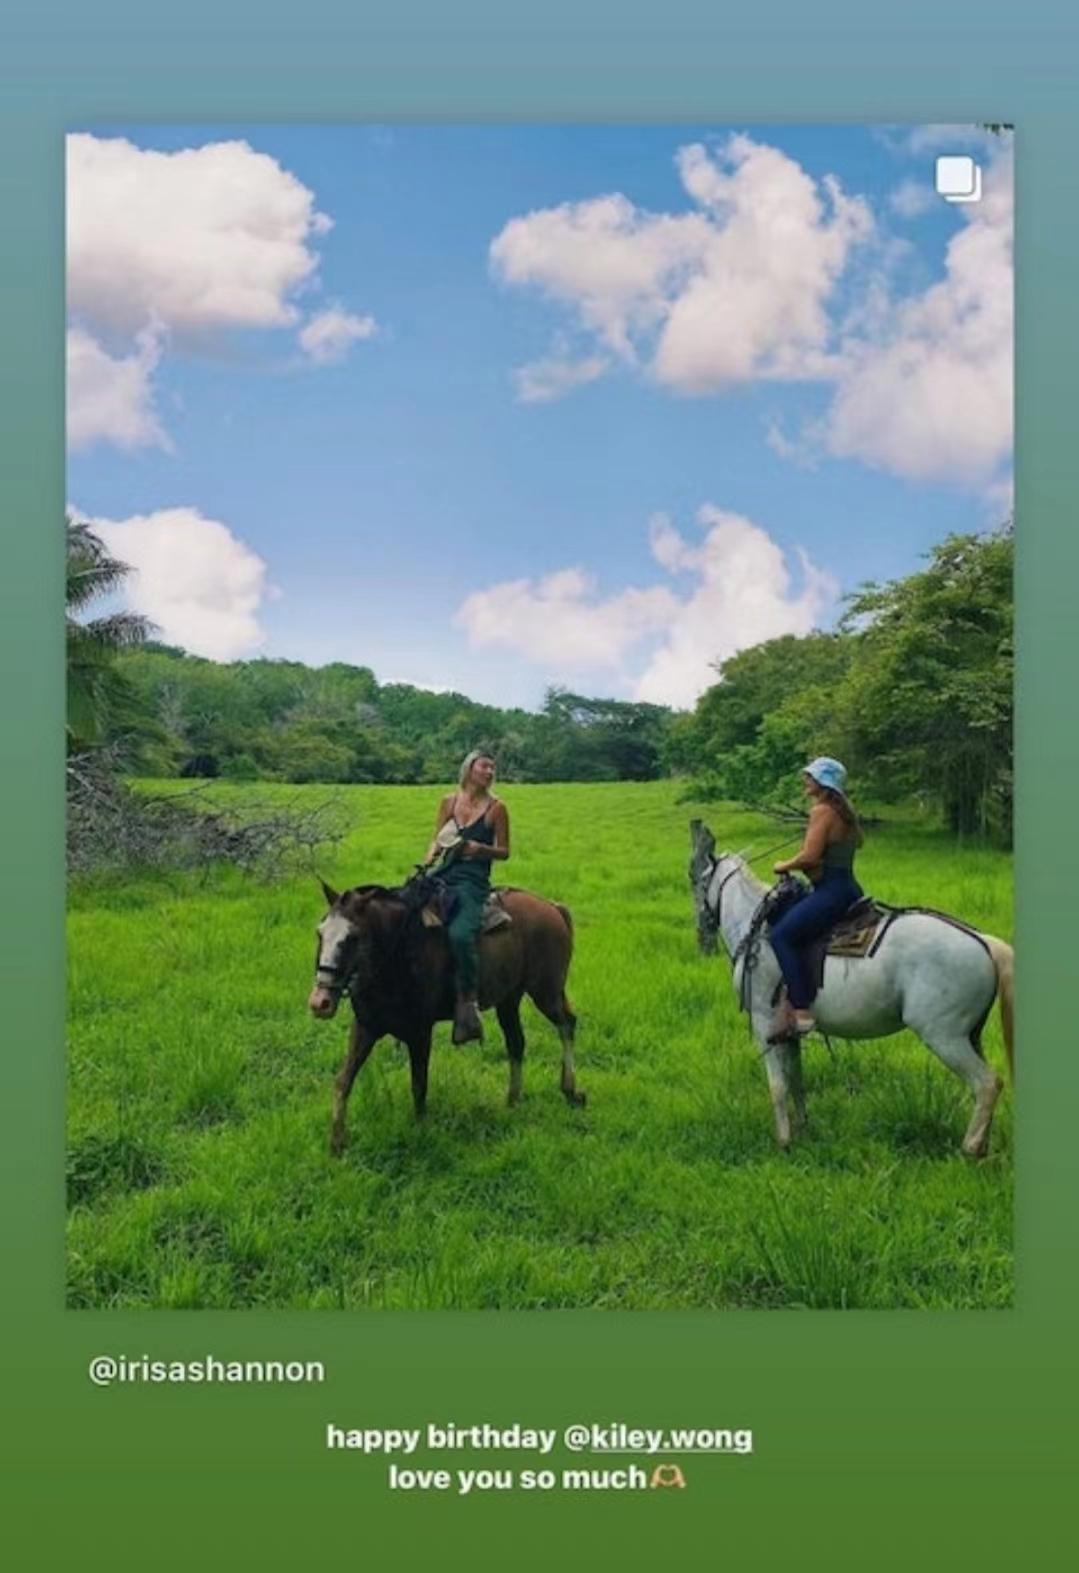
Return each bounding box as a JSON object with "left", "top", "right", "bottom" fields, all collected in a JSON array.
[{"left": 774, "top": 803, "right": 834, "bottom": 874}]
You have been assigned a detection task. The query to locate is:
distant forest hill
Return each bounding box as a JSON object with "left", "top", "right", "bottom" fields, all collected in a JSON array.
[
  {"left": 102, "top": 527, "right": 1013, "bottom": 841},
  {"left": 107, "top": 646, "right": 677, "bottom": 784}
]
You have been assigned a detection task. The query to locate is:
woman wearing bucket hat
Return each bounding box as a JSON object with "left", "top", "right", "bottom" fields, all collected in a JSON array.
[
  {"left": 424, "top": 748, "right": 510, "bottom": 1045},
  {"left": 768, "top": 756, "right": 864, "bottom": 1036}
]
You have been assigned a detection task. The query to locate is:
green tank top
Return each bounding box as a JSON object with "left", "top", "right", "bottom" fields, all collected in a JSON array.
[
  {"left": 821, "top": 833, "right": 857, "bottom": 873},
  {"left": 442, "top": 804, "right": 496, "bottom": 889}
]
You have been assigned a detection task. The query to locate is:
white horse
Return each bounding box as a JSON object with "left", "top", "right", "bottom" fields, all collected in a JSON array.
[{"left": 689, "top": 820, "right": 1014, "bottom": 1156}]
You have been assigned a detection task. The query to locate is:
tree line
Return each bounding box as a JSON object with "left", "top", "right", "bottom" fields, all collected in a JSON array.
[
  {"left": 667, "top": 526, "right": 1013, "bottom": 842},
  {"left": 94, "top": 645, "right": 676, "bottom": 786},
  {"left": 69, "top": 518, "right": 1012, "bottom": 841}
]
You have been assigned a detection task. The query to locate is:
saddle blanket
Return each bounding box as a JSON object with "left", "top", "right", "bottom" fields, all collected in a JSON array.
[
  {"left": 419, "top": 889, "right": 513, "bottom": 933},
  {"left": 822, "top": 896, "right": 891, "bottom": 958}
]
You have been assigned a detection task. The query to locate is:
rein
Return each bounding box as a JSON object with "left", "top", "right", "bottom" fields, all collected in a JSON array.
[
  {"left": 743, "top": 833, "right": 804, "bottom": 870},
  {"left": 703, "top": 832, "right": 803, "bottom": 934},
  {"left": 699, "top": 849, "right": 802, "bottom": 1015},
  {"left": 702, "top": 826, "right": 803, "bottom": 940}
]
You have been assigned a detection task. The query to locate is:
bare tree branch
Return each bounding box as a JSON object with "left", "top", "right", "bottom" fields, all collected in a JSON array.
[{"left": 67, "top": 753, "right": 348, "bottom": 878}]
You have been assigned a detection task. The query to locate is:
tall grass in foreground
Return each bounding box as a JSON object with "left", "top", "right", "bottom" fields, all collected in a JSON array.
[{"left": 67, "top": 781, "right": 1012, "bottom": 1309}]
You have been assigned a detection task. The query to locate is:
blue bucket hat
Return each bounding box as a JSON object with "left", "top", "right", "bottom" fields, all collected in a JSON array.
[{"left": 803, "top": 756, "right": 847, "bottom": 793}]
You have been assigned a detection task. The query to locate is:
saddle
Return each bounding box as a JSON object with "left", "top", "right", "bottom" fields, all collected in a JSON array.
[
  {"left": 801, "top": 896, "right": 894, "bottom": 993},
  {"left": 418, "top": 887, "right": 513, "bottom": 934},
  {"left": 760, "top": 880, "right": 897, "bottom": 1005}
]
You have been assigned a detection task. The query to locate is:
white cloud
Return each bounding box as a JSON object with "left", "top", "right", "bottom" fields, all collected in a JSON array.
[
  {"left": 824, "top": 149, "right": 1013, "bottom": 485},
  {"left": 490, "top": 135, "right": 872, "bottom": 396},
  {"left": 298, "top": 306, "right": 377, "bottom": 364},
  {"left": 764, "top": 416, "right": 821, "bottom": 470},
  {"left": 514, "top": 351, "right": 608, "bottom": 403},
  {"left": 66, "top": 134, "right": 375, "bottom": 450},
  {"left": 888, "top": 179, "right": 936, "bottom": 220},
  {"left": 455, "top": 566, "right": 678, "bottom": 672},
  {"left": 66, "top": 133, "right": 331, "bottom": 340},
  {"left": 455, "top": 505, "right": 837, "bottom": 708},
  {"left": 654, "top": 143, "right": 872, "bottom": 392},
  {"left": 66, "top": 325, "right": 169, "bottom": 452},
  {"left": 83, "top": 506, "right": 270, "bottom": 660},
  {"left": 493, "top": 131, "right": 1012, "bottom": 497},
  {"left": 634, "top": 508, "right": 837, "bottom": 705},
  {"left": 491, "top": 191, "right": 707, "bottom": 361}
]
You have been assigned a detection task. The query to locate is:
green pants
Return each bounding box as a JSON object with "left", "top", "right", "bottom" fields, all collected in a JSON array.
[{"left": 445, "top": 880, "right": 487, "bottom": 994}]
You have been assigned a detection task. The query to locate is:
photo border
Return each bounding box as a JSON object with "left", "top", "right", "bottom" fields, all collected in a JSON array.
[{"left": 2, "top": 4, "right": 1076, "bottom": 1561}]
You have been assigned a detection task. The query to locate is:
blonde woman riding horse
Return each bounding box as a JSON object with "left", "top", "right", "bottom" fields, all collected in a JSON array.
[{"left": 425, "top": 749, "right": 511, "bottom": 1044}]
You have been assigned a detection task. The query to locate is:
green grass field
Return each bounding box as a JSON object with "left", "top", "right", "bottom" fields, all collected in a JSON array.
[{"left": 67, "top": 780, "right": 1013, "bottom": 1310}]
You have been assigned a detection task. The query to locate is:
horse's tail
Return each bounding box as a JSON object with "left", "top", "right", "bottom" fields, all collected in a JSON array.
[
  {"left": 553, "top": 903, "right": 576, "bottom": 1019},
  {"left": 980, "top": 932, "right": 1014, "bottom": 1080}
]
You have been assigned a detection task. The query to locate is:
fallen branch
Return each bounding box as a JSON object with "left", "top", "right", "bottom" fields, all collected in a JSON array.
[{"left": 67, "top": 753, "right": 348, "bottom": 878}]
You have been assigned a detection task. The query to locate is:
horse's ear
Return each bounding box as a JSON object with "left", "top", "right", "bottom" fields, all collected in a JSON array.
[
  {"left": 690, "top": 819, "right": 716, "bottom": 858},
  {"left": 318, "top": 878, "right": 341, "bottom": 908}
]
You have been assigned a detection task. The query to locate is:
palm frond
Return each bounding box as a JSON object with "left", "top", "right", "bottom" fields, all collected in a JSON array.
[
  {"left": 65, "top": 518, "right": 132, "bottom": 611},
  {"left": 72, "top": 611, "right": 156, "bottom": 651},
  {"left": 65, "top": 517, "right": 155, "bottom": 744}
]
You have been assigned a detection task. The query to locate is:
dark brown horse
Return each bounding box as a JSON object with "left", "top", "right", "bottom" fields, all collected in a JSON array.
[{"left": 308, "top": 880, "right": 584, "bottom": 1155}]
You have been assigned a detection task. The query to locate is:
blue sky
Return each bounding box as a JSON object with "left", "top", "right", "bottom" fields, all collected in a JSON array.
[{"left": 66, "top": 123, "right": 1013, "bottom": 709}]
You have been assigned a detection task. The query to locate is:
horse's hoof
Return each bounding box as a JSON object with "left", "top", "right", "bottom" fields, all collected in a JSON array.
[
  {"left": 565, "top": 1089, "right": 587, "bottom": 1108},
  {"left": 329, "top": 1133, "right": 345, "bottom": 1158}
]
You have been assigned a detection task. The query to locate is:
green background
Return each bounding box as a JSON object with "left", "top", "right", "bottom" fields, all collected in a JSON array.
[{"left": 2, "top": 3, "right": 1075, "bottom": 1564}]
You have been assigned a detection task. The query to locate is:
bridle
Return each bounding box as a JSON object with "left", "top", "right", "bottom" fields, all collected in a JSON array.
[
  {"left": 699, "top": 832, "right": 803, "bottom": 916},
  {"left": 315, "top": 879, "right": 431, "bottom": 1001},
  {"left": 694, "top": 854, "right": 728, "bottom": 949},
  {"left": 698, "top": 855, "right": 756, "bottom": 962},
  {"left": 313, "top": 932, "right": 363, "bottom": 1000}
]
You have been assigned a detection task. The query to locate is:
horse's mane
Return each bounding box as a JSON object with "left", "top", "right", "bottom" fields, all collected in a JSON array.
[
  {"left": 721, "top": 854, "right": 768, "bottom": 896},
  {"left": 343, "top": 882, "right": 409, "bottom": 904},
  {"left": 342, "top": 876, "right": 437, "bottom": 920}
]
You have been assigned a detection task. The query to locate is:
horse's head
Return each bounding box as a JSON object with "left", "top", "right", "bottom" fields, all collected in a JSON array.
[
  {"left": 688, "top": 823, "right": 752, "bottom": 956},
  {"left": 308, "top": 882, "right": 389, "bottom": 1019},
  {"left": 689, "top": 821, "right": 720, "bottom": 954},
  {"left": 688, "top": 819, "right": 717, "bottom": 887}
]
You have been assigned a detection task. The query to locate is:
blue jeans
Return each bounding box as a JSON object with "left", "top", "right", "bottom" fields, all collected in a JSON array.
[{"left": 769, "top": 870, "right": 863, "bottom": 1008}]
